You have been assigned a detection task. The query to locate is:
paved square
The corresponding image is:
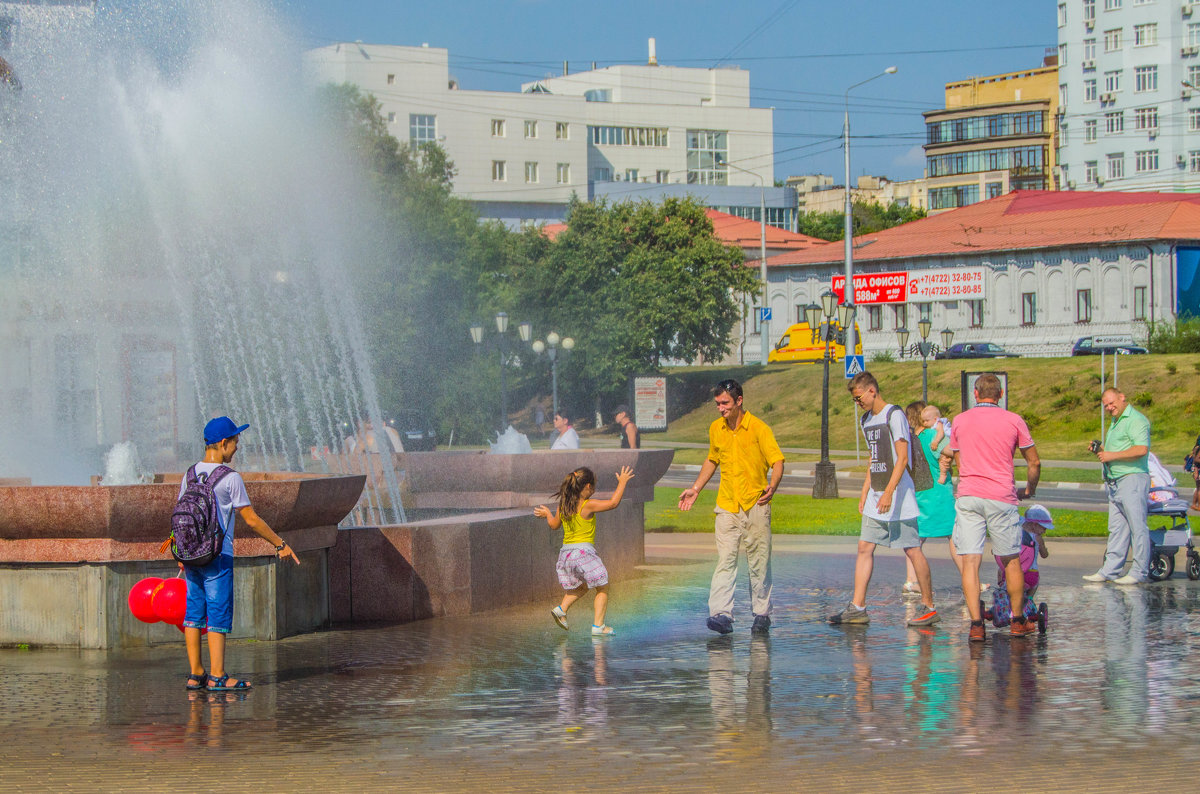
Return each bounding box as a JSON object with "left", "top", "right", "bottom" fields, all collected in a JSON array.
[{"left": 1, "top": 534, "right": 1197, "bottom": 791}]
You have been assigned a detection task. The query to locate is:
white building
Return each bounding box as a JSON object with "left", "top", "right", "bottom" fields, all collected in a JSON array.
[
  {"left": 1057, "top": 0, "right": 1200, "bottom": 192},
  {"left": 303, "top": 41, "right": 781, "bottom": 228}
]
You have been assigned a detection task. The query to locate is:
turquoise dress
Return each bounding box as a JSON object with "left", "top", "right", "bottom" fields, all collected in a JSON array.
[{"left": 915, "top": 427, "right": 955, "bottom": 538}]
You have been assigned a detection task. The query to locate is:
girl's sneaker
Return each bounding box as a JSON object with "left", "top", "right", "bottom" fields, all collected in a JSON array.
[
  {"left": 591, "top": 624, "right": 615, "bottom": 636},
  {"left": 551, "top": 606, "right": 568, "bottom": 630}
]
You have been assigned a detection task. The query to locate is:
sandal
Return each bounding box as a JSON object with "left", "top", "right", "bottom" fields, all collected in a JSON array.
[
  {"left": 207, "top": 674, "right": 252, "bottom": 691},
  {"left": 186, "top": 670, "right": 207, "bottom": 691}
]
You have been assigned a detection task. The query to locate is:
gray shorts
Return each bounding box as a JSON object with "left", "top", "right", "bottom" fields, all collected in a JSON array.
[
  {"left": 953, "top": 495, "right": 1021, "bottom": 556},
  {"left": 860, "top": 515, "right": 921, "bottom": 549}
]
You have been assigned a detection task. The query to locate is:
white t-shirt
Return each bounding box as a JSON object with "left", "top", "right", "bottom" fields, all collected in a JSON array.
[
  {"left": 177, "top": 463, "right": 252, "bottom": 557},
  {"left": 551, "top": 427, "right": 580, "bottom": 450},
  {"left": 861, "top": 405, "right": 919, "bottom": 521}
]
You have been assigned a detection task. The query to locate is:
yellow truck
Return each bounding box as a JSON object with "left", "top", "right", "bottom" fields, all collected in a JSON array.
[{"left": 767, "top": 322, "right": 862, "bottom": 364}]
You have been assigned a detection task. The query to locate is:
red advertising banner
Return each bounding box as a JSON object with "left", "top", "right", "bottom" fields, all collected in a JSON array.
[{"left": 831, "top": 268, "right": 986, "bottom": 304}]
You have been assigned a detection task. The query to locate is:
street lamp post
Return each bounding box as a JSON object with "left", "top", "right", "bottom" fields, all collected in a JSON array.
[
  {"left": 531, "top": 331, "right": 574, "bottom": 418},
  {"left": 806, "top": 290, "right": 841, "bottom": 498},
  {"left": 470, "top": 312, "right": 532, "bottom": 431},
  {"left": 843, "top": 66, "right": 897, "bottom": 360},
  {"left": 721, "top": 157, "right": 770, "bottom": 365},
  {"left": 896, "top": 320, "right": 951, "bottom": 402}
]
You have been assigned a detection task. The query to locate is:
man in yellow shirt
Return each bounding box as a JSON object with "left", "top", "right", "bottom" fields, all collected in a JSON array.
[{"left": 679, "top": 379, "right": 785, "bottom": 635}]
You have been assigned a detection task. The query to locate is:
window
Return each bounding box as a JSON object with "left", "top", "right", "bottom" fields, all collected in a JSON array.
[
  {"left": 1084, "top": 38, "right": 1097, "bottom": 60},
  {"left": 491, "top": 119, "right": 505, "bottom": 137},
  {"left": 893, "top": 304, "right": 907, "bottom": 331},
  {"left": 1105, "top": 111, "right": 1124, "bottom": 133},
  {"left": 1059, "top": 3, "right": 1067, "bottom": 26},
  {"left": 491, "top": 160, "right": 506, "bottom": 181},
  {"left": 929, "top": 184, "right": 981, "bottom": 210},
  {"left": 868, "top": 305, "right": 883, "bottom": 331},
  {"left": 1135, "top": 149, "right": 1159, "bottom": 172},
  {"left": 656, "top": 169, "right": 669, "bottom": 183},
  {"left": 686, "top": 129, "right": 728, "bottom": 185},
  {"left": 1104, "top": 0, "right": 1122, "bottom": 9},
  {"left": 625, "top": 168, "right": 639, "bottom": 182},
  {"left": 1060, "top": 83, "right": 1068, "bottom": 107},
  {"left": 594, "top": 166, "right": 612, "bottom": 181},
  {"left": 1134, "top": 107, "right": 1158, "bottom": 131},
  {"left": 1133, "top": 23, "right": 1157, "bottom": 46},
  {"left": 918, "top": 303, "right": 932, "bottom": 324},
  {"left": 1104, "top": 28, "right": 1122, "bottom": 52},
  {"left": 583, "top": 88, "right": 611, "bottom": 103},
  {"left": 386, "top": 74, "right": 395, "bottom": 85},
  {"left": 1085, "top": 160, "right": 1099, "bottom": 182},
  {"left": 1133, "top": 286, "right": 1147, "bottom": 321},
  {"left": 556, "top": 163, "right": 570, "bottom": 184},
  {"left": 987, "top": 181, "right": 1004, "bottom": 198},
  {"left": 589, "top": 126, "right": 669, "bottom": 147},
  {"left": 524, "top": 161, "right": 538, "bottom": 183},
  {"left": 1059, "top": 43, "right": 1068, "bottom": 66},
  {"left": 1190, "top": 65, "right": 1200, "bottom": 88},
  {"left": 1085, "top": 119, "right": 1098, "bottom": 141},
  {"left": 524, "top": 120, "right": 538, "bottom": 139},
  {"left": 555, "top": 122, "right": 569, "bottom": 140},
  {"left": 1190, "top": 23, "right": 1200, "bottom": 47},
  {"left": 1084, "top": 0, "right": 1096, "bottom": 20},
  {"left": 386, "top": 111, "right": 396, "bottom": 123},
  {"left": 925, "top": 110, "right": 1045, "bottom": 144},
  {"left": 1104, "top": 70, "right": 1122, "bottom": 92},
  {"left": 409, "top": 113, "right": 436, "bottom": 143},
  {"left": 1085, "top": 79, "right": 1098, "bottom": 101},
  {"left": 1134, "top": 66, "right": 1158, "bottom": 93},
  {"left": 1191, "top": 108, "right": 1200, "bottom": 132},
  {"left": 926, "top": 145, "right": 1048, "bottom": 178},
  {"left": 1021, "top": 293, "right": 1037, "bottom": 326},
  {"left": 969, "top": 300, "right": 984, "bottom": 328},
  {"left": 1107, "top": 152, "right": 1125, "bottom": 179},
  {"left": 1076, "top": 289, "right": 1093, "bottom": 323},
  {"left": 1192, "top": 150, "right": 1200, "bottom": 173}
]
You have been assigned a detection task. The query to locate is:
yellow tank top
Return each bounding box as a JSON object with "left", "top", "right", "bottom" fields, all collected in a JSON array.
[{"left": 561, "top": 500, "right": 597, "bottom": 545}]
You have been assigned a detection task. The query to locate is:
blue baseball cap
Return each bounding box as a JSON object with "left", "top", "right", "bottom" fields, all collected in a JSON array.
[{"left": 204, "top": 416, "right": 250, "bottom": 445}]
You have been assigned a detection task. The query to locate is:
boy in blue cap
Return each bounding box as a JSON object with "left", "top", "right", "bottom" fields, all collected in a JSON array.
[{"left": 183, "top": 416, "right": 300, "bottom": 692}]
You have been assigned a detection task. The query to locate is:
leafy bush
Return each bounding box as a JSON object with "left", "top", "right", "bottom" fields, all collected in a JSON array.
[
  {"left": 1132, "top": 391, "right": 1154, "bottom": 408},
  {"left": 1166, "top": 361, "right": 1178, "bottom": 375},
  {"left": 870, "top": 350, "right": 895, "bottom": 363},
  {"left": 1148, "top": 319, "right": 1200, "bottom": 353}
]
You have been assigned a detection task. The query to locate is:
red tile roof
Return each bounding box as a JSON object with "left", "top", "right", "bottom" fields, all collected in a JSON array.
[
  {"left": 763, "top": 190, "right": 1200, "bottom": 268},
  {"left": 540, "top": 209, "right": 828, "bottom": 250}
]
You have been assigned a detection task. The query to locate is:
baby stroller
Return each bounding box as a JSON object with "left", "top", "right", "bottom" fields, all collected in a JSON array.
[
  {"left": 1146, "top": 452, "right": 1200, "bottom": 581},
  {"left": 980, "top": 505, "right": 1050, "bottom": 634}
]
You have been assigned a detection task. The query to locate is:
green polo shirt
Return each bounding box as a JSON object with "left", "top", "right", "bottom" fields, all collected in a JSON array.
[{"left": 1105, "top": 404, "right": 1151, "bottom": 478}]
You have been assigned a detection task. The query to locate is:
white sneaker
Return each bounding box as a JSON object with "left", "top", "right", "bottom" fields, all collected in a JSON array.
[
  {"left": 901, "top": 581, "right": 921, "bottom": 598},
  {"left": 1082, "top": 572, "right": 1111, "bottom": 583},
  {"left": 1113, "top": 575, "right": 1146, "bottom": 585}
]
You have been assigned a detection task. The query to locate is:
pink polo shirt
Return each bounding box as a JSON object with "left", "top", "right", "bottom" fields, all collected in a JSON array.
[{"left": 948, "top": 403, "right": 1035, "bottom": 505}]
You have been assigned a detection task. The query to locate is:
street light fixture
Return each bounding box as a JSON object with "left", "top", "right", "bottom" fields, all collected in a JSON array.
[
  {"left": 720, "top": 156, "right": 770, "bottom": 366},
  {"left": 896, "top": 320, "right": 950, "bottom": 402},
  {"left": 842, "top": 66, "right": 897, "bottom": 361},
  {"left": 470, "top": 311, "right": 532, "bottom": 431},
  {"left": 531, "top": 331, "right": 574, "bottom": 418},
  {"left": 808, "top": 290, "right": 840, "bottom": 498}
]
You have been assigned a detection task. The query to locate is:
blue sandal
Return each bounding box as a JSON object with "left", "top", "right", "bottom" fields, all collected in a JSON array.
[
  {"left": 186, "top": 670, "right": 207, "bottom": 691},
  {"left": 206, "top": 674, "right": 252, "bottom": 691}
]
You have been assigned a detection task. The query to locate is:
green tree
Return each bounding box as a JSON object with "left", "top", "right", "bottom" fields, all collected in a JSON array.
[
  {"left": 507, "top": 197, "right": 757, "bottom": 412},
  {"left": 796, "top": 200, "right": 927, "bottom": 242}
]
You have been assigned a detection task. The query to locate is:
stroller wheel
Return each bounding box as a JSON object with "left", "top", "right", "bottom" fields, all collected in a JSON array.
[
  {"left": 1037, "top": 603, "right": 1048, "bottom": 634},
  {"left": 1149, "top": 552, "right": 1174, "bottom": 581},
  {"left": 1189, "top": 553, "right": 1200, "bottom": 581}
]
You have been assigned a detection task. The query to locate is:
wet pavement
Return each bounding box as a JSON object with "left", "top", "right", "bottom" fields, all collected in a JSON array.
[{"left": 2, "top": 534, "right": 1199, "bottom": 792}]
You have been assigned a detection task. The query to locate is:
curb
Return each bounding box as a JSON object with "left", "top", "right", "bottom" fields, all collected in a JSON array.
[{"left": 667, "top": 463, "right": 1108, "bottom": 491}]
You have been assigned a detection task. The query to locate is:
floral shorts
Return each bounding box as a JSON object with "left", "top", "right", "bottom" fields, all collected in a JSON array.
[{"left": 556, "top": 546, "right": 609, "bottom": 590}]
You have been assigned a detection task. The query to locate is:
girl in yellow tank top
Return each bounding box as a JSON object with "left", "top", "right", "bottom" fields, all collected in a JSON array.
[{"left": 534, "top": 465, "right": 634, "bottom": 637}]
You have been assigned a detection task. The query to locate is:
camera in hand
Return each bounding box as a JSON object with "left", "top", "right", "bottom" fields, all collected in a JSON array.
[{"left": 1089, "top": 439, "right": 1102, "bottom": 454}]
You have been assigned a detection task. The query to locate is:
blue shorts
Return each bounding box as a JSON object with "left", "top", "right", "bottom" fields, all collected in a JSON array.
[{"left": 183, "top": 554, "right": 234, "bottom": 633}]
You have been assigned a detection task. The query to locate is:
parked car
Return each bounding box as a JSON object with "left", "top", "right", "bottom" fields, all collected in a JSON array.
[
  {"left": 1071, "top": 335, "right": 1148, "bottom": 356},
  {"left": 934, "top": 342, "right": 1020, "bottom": 360},
  {"left": 391, "top": 410, "right": 437, "bottom": 451}
]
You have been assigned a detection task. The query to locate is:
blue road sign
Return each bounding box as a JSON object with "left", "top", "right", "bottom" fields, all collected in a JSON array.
[
  {"left": 759, "top": 307, "right": 772, "bottom": 323},
  {"left": 844, "top": 355, "right": 865, "bottom": 379}
]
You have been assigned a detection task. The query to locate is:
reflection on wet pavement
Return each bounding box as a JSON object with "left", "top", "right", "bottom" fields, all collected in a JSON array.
[{"left": 2, "top": 540, "right": 1199, "bottom": 789}]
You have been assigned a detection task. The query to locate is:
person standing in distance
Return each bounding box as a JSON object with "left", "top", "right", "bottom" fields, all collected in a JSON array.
[
  {"left": 1083, "top": 388, "right": 1152, "bottom": 584},
  {"left": 678, "top": 379, "right": 784, "bottom": 635},
  {"left": 613, "top": 404, "right": 640, "bottom": 449},
  {"left": 182, "top": 417, "right": 300, "bottom": 692},
  {"left": 551, "top": 410, "right": 580, "bottom": 450},
  {"left": 938, "top": 374, "right": 1041, "bottom": 642}
]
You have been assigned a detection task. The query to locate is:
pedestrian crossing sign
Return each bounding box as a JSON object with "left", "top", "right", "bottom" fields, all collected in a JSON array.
[{"left": 844, "top": 355, "right": 865, "bottom": 379}]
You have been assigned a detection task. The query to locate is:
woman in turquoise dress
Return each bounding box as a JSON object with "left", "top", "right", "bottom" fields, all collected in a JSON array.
[{"left": 903, "top": 402, "right": 962, "bottom": 594}]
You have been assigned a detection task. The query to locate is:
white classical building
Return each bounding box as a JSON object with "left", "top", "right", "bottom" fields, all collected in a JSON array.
[
  {"left": 1057, "top": 0, "right": 1200, "bottom": 192},
  {"left": 758, "top": 190, "right": 1200, "bottom": 359},
  {"left": 303, "top": 41, "right": 784, "bottom": 228}
]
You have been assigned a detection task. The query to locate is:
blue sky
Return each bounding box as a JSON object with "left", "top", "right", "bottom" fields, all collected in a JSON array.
[{"left": 281, "top": 1, "right": 1055, "bottom": 184}]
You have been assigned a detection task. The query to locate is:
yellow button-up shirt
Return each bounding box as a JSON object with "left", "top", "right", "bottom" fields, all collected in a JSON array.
[{"left": 707, "top": 410, "right": 785, "bottom": 513}]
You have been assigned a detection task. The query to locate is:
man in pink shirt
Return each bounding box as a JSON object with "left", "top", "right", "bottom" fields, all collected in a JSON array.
[{"left": 939, "top": 374, "right": 1041, "bottom": 642}]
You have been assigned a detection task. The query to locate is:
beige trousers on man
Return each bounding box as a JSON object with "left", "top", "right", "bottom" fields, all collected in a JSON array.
[{"left": 709, "top": 503, "right": 773, "bottom": 619}]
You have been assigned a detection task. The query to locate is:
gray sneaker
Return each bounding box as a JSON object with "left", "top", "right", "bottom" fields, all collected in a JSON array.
[{"left": 828, "top": 602, "right": 869, "bottom": 625}]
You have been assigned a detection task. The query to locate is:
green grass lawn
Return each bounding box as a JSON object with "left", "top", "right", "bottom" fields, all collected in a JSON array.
[{"left": 644, "top": 487, "right": 1112, "bottom": 536}]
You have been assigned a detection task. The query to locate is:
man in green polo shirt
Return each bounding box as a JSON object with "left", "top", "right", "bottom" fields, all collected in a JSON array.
[{"left": 1083, "top": 388, "right": 1152, "bottom": 585}]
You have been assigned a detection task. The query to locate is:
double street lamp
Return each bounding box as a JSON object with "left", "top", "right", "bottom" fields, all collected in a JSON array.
[
  {"left": 470, "top": 312, "right": 532, "bottom": 431},
  {"left": 806, "top": 290, "right": 853, "bottom": 499},
  {"left": 531, "top": 331, "right": 574, "bottom": 418},
  {"left": 896, "top": 319, "right": 954, "bottom": 402}
]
